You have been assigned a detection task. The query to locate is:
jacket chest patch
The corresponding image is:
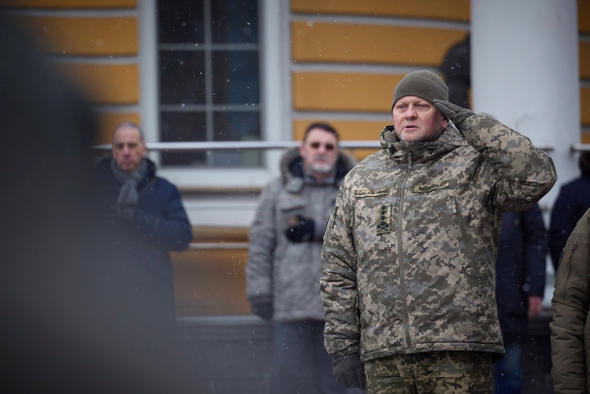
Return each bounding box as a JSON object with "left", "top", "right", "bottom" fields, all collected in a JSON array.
[
  {"left": 411, "top": 180, "right": 450, "bottom": 193},
  {"left": 376, "top": 204, "right": 391, "bottom": 235},
  {"left": 354, "top": 188, "right": 389, "bottom": 198}
]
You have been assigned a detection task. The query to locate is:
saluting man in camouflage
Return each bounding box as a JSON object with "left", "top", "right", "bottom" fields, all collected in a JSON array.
[{"left": 320, "top": 70, "right": 557, "bottom": 393}]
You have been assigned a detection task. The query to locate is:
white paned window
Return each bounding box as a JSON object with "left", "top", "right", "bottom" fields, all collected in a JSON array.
[
  {"left": 158, "top": 0, "right": 261, "bottom": 168},
  {"left": 140, "top": 0, "right": 288, "bottom": 188}
]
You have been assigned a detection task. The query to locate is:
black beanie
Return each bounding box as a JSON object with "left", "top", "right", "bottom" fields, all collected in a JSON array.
[{"left": 391, "top": 70, "right": 449, "bottom": 110}]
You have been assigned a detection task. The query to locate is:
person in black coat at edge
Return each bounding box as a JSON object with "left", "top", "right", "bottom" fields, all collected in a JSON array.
[
  {"left": 93, "top": 122, "right": 193, "bottom": 328},
  {"left": 549, "top": 152, "right": 590, "bottom": 269},
  {"left": 494, "top": 203, "right": 547, "bottom": 393}
]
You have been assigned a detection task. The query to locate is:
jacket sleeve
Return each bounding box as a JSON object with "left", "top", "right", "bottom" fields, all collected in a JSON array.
[
  {"left": 550, "top": 209, "right": 590, "bottom": 393},
  {"left": 462, "top": 114, "right": 557, "bottom": 213},
  {"left": 320, "top": 180, "right": 361, "bottom": 356},
  {"left": 134, "top": 183, "right": 192, "bottom": 252},
  {"left": 246, "top": 182, "right": 278, "bottom": 302},
  {"left": 549, "top": 184, "right": 577, "bottom": 269},
  {"left": 522, "top": 204, "right": 548, "bottom": 298}
]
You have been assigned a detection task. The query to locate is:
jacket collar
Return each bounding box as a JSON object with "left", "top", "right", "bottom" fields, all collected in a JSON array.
[
  {"left": 379, "top": 125, "right": 465, "bottom": 165},
  {"left": 96, "top": 157, "right": 157, "bottom": 187},
  {"left": 279, "top": 147, "right": 356, "bottom": 193}
]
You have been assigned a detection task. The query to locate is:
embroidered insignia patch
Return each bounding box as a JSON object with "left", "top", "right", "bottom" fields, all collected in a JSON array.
[
  {"left": 376, "top": 204, "right": 391, "bottom": 235},
  {"left": 411, "top": 180, "right": 450, "bottom": 193},
  {"left": 354, "top": 188, "right": 389, "bottom": 198}
]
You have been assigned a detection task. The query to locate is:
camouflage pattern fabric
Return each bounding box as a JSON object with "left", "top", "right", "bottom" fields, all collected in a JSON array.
[
  {"left": 320, "top": 114, "right": 557, "bottom": 362},
  {"left": 365, "top": 351, "right": 492, "bottom": 394}
]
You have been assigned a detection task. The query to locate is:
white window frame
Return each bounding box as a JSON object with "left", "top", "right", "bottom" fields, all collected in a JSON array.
[{"left": 138, "top": 0, "right": 291, "bottom": 189}]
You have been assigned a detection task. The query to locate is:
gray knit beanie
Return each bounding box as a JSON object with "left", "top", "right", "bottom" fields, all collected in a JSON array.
[{"left": 391, "top": 70, "right": 449, "bottom": 110}]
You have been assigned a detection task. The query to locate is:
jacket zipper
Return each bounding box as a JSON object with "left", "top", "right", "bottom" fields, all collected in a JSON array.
[
  {"left": 450, "top": 195, "right": 479, "bottom": 286},
  {"left": 398, "top": 154, "right": 413, "bottom": 349}
]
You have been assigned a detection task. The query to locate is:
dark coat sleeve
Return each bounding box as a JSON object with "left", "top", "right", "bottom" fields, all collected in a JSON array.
[
  {"left": 550, "top": 184, "right": 578, "bottom": 269},
  {"left": 134, "top": 181, "right": 192, "bottom": 252},
  {"left": 522, "top": 204, "right": 548, "bottom": 298}
]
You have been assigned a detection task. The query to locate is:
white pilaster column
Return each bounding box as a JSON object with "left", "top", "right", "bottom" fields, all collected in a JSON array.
[
  {"left": 261, "top": 0, "right": 290, "bottom": 177},
  {"left": 138, "top": 0, "right": 159, "bottom": 165},
  {"left": 471, "top": 0, "right": 580, "bottom": 208}
]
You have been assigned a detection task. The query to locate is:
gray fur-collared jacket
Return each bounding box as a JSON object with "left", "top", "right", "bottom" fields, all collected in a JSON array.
[{"left": 246, "top": 147, "right": 356, "bottom": 322}]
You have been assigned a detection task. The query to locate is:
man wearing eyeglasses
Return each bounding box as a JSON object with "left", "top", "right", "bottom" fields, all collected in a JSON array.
[
  {"left": 320, "top": 70, "right": 557, "bottom": 393},
  {"left": 246, "top": 123, "right": 356, "bottom": 394}
]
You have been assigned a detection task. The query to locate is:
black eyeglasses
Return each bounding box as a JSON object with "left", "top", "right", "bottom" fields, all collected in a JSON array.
[{"left": 310, "top": 142, "right": 335, "bottom": 151}]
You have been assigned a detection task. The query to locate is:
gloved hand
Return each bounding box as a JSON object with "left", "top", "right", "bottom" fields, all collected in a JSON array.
[
  {"left": 332, "top": 353, "right": 366, "bottom": 389},
  {"left": 115, "top": 180, "right": 139, "bottom": 221},
  {"left": 250, "top": 297, "right": 273, "bottom": 321},
  {"left": 285, "top": 215, "right": 315, "bottom": 243},
  {"left": 433, "top": 99, "right": 475, "bottom": 132}
]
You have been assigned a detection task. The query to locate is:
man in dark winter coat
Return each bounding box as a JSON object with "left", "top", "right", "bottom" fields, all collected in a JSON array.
[
  {"left": 494, "top": 204, "right": 547, "bottom": 393},
  {"left": 246, "top": 123, "right": 356, "bottom": 394},
  {"left": 549, "top": 152, "right": 590, "bottom": 269},
  {"left": 94, "top": 122, "right": 193, "bottom": 326}
]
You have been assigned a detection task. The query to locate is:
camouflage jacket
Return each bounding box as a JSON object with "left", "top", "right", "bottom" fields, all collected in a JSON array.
[
  {"left": 320, "top": 114, "right": 556, "bottom": 362},
  {"left": 247, "top": 148, "right": 356, "bottom": 322},
  {"left": 550, "top": 208, "right": 590, "bottom": 393}
]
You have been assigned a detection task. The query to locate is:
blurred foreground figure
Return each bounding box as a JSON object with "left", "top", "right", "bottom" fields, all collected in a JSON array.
[
  {"left": 0, "top": 16, "right": 194, "bottom": 393},
  {"left": 550, "top": 208, "right": 590, "bottom": 393},
  {"left": 246, "top": 123, "right": 355, "bottom": 394},
  {"left": 94, "top": 122, "right": 192, "bottom": 327},
  {"left": 494, "top": 204, "right": 547, "bottom": 394},
  {"left": 320, "top": 70, "right": 557, "bottom": 393},
  {"left": 549, "top": 152, "right": 590, "bottom": 269}
]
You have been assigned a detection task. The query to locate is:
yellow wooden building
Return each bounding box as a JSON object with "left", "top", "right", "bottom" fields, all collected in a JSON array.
[{"left": 2, "top": 0, "right": 589, "bottom": 317}]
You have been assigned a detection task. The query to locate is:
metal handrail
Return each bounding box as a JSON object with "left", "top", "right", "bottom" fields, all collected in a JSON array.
[
  {"left": 93, "top": 140, "right": 556, "bottom": 152},
  {"left": 571, "top": 144, "right": 590, "bottom": 152},
  {"left": 110, "top": 139, "right": 585, "bottom": 252},
  {"left": 93, "top": 140, "right": 382, "bottom": 151},
  {"left": 189, "top": 242, "right": 248, "bottom": 250}
]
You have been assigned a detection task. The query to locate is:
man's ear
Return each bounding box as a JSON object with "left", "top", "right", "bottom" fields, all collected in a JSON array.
[{"left": 140, "top": 142, "right": 148, "bottom": 157}]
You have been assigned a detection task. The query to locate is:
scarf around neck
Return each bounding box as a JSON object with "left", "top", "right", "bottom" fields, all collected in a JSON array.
[
  {"left": 110, "top": 158, "right": 148, "bottom": 186},
  {"left": 110, "top": 158, "right": 148, "bottom": 218}
]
